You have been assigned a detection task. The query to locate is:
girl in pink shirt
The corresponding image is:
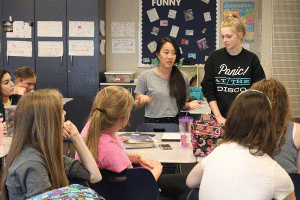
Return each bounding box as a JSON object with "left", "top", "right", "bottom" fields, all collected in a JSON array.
[{"left": 76, "top": 86, "right": 162, "bottom": 181}]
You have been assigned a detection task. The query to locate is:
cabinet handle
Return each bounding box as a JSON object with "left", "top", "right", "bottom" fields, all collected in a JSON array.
[
  {"left": 61, "top": 56, "right": 63, "bottom": 65},
  {"left": 7, "top": 56, "right": 9, "bottom": 65},
  {"left": 71, "top": 55, "right": 73, "bottom": 66}
]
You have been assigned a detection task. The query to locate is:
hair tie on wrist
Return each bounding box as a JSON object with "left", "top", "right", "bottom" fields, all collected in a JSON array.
[{"left": 96, "top": 108, "right": 105, "bottom": 113}]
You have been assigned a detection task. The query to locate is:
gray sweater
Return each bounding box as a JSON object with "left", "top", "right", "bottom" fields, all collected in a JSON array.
[{"left": 5, "top": 146, "right": 91, "bottom": 200}]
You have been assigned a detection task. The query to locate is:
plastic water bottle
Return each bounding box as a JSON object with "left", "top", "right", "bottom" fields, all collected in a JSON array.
[{"left": 0, "top": 113, "right": 3, "bottom": 145}]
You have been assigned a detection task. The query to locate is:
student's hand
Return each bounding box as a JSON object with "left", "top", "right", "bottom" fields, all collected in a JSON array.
[
  {"left": 2, "top": 122, "right": 6, "bottom": 132},
  {"left": 140, "top": 157, "right": 163, "bottom": 181},
  {"left": 63, "top": 120, "right": 80, "bottom": 139},
  {"left": 188, "top": 100, "right": 203, "bottom": 109},
  {"left": 14, "top": 86, "right": 27, "bottom": 95},
  {"left": 216, "top": 116, "right": 226, "bottom": 125},
  {"left": 136, "top": 94, "right": 155, "bottom": 105}
]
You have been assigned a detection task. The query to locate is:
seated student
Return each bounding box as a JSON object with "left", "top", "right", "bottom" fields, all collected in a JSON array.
[
  {"left": 0, "top": 69, "right": 22, "bottom": 131},
  {"left": 14, "top": 66, "right": 37, "bottom": 95},
  {"left": 76, "top": 86, "right": 163, "bottom": 181},
  {"left": 0, "top": 89, "right": 102, "bottom": 200},
  {"left": 186, "top": 90, "right": 295, "bottom": 200},
  {"left": 251, "top": 78, "right": 300, "bottom": 197}
]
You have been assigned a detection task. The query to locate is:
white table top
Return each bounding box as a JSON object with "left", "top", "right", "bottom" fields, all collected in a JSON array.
[
  {"left": 123, "top": 132, "right": 197, "bottom": 164},
  {"left": 0, "top": 136, "right": 12, "bottom": 158}
]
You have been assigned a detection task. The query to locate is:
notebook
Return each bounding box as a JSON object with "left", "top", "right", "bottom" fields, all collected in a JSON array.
[{"left": 161, "top": 133, "right": 181, "bottom": 142}]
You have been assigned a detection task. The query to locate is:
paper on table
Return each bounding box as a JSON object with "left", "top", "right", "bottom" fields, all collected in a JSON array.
[
  {"left": 38, "top": 41, "right": 63, "bottom": 57},
  {"left": 37, "top": 21, "right": 62, "bottom": 37},
  {"left": 161, "top": 133, "right": 181, "bottom": 142}
]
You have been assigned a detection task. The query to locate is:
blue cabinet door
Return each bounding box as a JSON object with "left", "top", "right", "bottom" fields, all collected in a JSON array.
[
  {"left": 2, "top": 0, "right": 35, "bottom": 76},
  {"left": 67, "top": 0, "right": 99, "bottom": 130},
  {"left": 34, "top": 0, "right": 68, "bottom": 97}
]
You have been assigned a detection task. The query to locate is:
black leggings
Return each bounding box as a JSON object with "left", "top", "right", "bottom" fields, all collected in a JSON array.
[{"left": 158, "top": 173, "right": 191, "bottom": 200}]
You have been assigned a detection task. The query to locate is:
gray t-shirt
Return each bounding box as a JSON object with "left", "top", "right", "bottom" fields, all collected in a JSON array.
[
  {"left": 273, "top": 121, "right": 298, "bottom": 174},
  {"left": 134, "top": 69, "right": 190, "bottom": 118},
  {"left": 6, "top": 146, "right": 90, "bottom": 200}
]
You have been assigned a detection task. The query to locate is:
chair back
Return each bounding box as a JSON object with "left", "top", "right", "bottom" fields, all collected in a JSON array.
[
  {"left": 186, "top": 188, "right": 199, "bottom": 200},
  {"left": 136, "top": 123, "right": 180, "bottom": 132},
  {"left": 89, "top": 168, "right": 160, "bottom": 200}
]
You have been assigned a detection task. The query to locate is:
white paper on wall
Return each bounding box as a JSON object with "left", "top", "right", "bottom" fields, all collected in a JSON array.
[
  {"left": 170, "top": 25, "right": 179, "bottom": 38},
  {"left": 69, "top": 21, "right": 94, "bottom": 37},
  {"left": 37, "top": 21, "right": 62, "bottom": 37},
  {"left": 147, "top": 8, "right": 159, "bottom": 22},
  {"left": 38, "top": 41, "right": 63, "bottom": 57},
  {"left": 100, "top": 40, "right": 106, "bottom": 55},
  {"left": 69, "top": 40, "right": 94, "bottom": 56},
  {"left": 6, "top": 21, "right": 31, "bottom": 38},
  {"left": 7, "top": 41, "right": 32, "bottom": 57},
  {"left": 100, "top": 20, "right": 105, "bottom": 36},
  {"left": 111, "top": 22, "right": 135, "bottom": 37},
  {"left": 112, "top": 39, "right": 135, "bottom": 53}
]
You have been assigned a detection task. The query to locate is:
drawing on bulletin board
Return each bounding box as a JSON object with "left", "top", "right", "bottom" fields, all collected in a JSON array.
[
  {"left": 223, "top": 1, "right": 255, "bottom": 43},
  {"left": 138, "top": 0, "right": 218, "bottom": 67}
]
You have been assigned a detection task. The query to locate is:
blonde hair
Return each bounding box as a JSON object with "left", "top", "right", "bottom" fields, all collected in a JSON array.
[
  {"left": 0, "top": 89, "right": 68, "bottom": 200},
  {"left": 251, "top": 78, "right": 291, "bottom": 155},
  {"left": 85, "top": 86, "right": 134, "bottom": 160},
  {"left": 221, "top": 12, "right": 247, "bottom": 43}
]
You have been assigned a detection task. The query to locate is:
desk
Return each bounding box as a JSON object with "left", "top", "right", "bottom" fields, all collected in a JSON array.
[
  {"left": 0, "top": 136, "right": 12, "bottom": 158},
  {"left": 124, "top": 132, "right": 197, "bottom": 164}
]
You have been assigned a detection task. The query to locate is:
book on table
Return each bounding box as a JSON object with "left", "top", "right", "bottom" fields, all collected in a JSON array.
[{"left": 119, "top": 132, "right": 155, "bottom": 149}]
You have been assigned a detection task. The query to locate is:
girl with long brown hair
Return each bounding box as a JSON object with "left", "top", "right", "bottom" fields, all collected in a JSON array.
[
  {"left": 186, "top": 90, "right": 295, "bottom": 199},
  {"left": 0, "top": 89, "right": 101, "bottom": 200}
]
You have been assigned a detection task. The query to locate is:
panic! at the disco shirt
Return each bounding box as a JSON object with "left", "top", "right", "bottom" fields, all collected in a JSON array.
[{"left": 201, "top": 48, "right": 265, "bottom": 117}]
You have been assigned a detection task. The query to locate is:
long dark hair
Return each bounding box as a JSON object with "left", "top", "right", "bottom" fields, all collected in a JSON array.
[
  {"left": 219, "top": 90, "right": 277, "bottom": 157},
  {"left": 0, "top": 69, "right": 11, "bottom": 97},
  {"left": 156, "top": 37, "right": 187, "bottom": 111}
]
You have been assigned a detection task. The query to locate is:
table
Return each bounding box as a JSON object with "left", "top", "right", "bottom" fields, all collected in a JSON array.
[
  {"left": 123, "top": 132, "right": 197, "bottom": 164},
  {"left": 0, "top": 136, "right": 12, "bottom": 158}
]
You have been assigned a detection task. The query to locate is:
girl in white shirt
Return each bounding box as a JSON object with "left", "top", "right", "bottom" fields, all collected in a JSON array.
[{"left": 186, "top": 89, "right": 295, "bottom": 200}]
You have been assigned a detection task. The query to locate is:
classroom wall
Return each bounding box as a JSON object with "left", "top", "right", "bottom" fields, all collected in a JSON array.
[{"left": 105, "top": 0, "right": 272, "bottom": 78}]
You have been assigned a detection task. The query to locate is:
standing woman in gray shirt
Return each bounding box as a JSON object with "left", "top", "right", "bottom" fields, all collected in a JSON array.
[
  {"left": 135, "top": 37, "right": 202, "bottom": 123},
  {"left": 0, "top": 89, "right": 102, "bottom": 200}
]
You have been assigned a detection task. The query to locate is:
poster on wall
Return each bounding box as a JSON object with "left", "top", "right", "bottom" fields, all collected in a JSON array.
[
  {"left": 138, "top": 0, "right": 218, "bottom": 67},
  {"left": 223, "top": 1, "right": 255, "bottom": 43}
]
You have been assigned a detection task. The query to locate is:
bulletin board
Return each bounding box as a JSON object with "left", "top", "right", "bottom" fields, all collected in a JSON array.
[
  {"left": 138, "top": 0, "right": 218, "bottom": 67},
  {"left": 223, "top": 1, "right": 255, "bottom": 43}
]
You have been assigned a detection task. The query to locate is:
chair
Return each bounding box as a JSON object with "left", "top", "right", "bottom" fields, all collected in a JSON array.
[
  {"left": 136, "top": 123, "right": 180, "bottom": 132},
  {"left": 87, "top": 168, "right": 160, "bottom": 200},
  {"left": 136, "top": 123, "right": 180, "bottom": 174},
  {"left": 186, "top": 188, "right": 199, "bottom": 200}
]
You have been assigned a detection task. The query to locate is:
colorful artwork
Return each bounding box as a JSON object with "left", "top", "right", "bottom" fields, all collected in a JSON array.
[{"left": 223, "top": 1, "right": 255, "bottom": 43}]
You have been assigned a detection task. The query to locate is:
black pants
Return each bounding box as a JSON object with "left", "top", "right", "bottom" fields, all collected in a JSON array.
[
  {"left": 158, "top": 173, "right": 191, "bottom": 200},
  {"left": 145, "top": 117, "right": 178, "bottom": 124}
]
